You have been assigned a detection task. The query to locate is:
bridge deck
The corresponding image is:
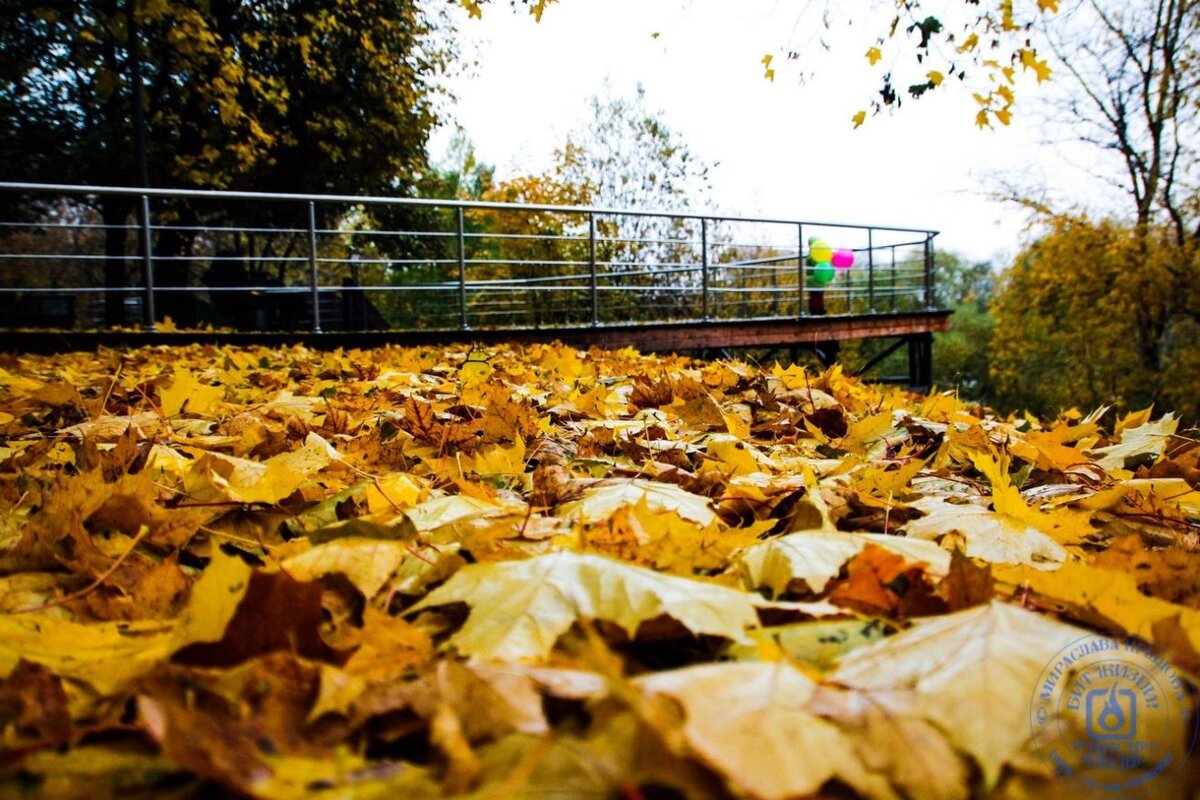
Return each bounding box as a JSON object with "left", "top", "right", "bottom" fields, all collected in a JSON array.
[{"left": 0, "top": 310, "right": 949, "bottom": 363}]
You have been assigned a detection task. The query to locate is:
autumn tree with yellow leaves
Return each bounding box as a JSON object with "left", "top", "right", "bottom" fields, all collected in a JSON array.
[
  {"left": 991, "top": 219, "right": 1200, "bottom": 419},
  {"left": 989, "top": 1, "right": 1200, "bottom": 420}
]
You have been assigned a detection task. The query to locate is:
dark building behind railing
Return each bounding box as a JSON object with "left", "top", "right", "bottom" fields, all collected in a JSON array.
[{"left": 0, "top": 183, "right": 938, "bottom": 333}]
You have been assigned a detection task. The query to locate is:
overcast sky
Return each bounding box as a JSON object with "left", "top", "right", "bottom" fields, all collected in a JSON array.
[{"left": 429, "top": 1, "right": 1108, "bottom": 264}]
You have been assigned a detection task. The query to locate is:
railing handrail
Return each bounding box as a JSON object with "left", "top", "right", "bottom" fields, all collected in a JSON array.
[
  {"left": 0, "top": 181, "right": 941, "bottom": 237},
  {"left": 0, "top": 180, "right": 942, "bottom": 333}
]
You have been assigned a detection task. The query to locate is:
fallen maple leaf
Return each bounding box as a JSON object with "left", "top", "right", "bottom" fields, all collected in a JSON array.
[
  {"left": 183, "top": 432, "right": 341, "bottom": 504},
  {"left": 738, "top": 530, "right": 951, "bottom": 597},
  {"left": 557, "top": 479, "right": 719, "bottom": 527},
  {"left": 636, "top": 661, "right": 897, "bottom": 800},
  {"left": 0, "top": 549, "right": 251, "bottom": 694},
  {"left": 832, "top": 600, "right": 1088, "bottom": 787},
  {"left": 408, "top": 550, "right": 761, "bottom": 660},
  {"left": 159, "top": 367, "right": 224, "bottom": 417},
  {"left": 904, "top": 496, "right": 1067, "bottom": 568},
  {"left": 1089, "top": 413, "right": 1178, "bottom": 470}
]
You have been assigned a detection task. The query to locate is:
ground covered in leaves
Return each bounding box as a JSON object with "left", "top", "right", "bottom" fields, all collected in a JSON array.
[{"left": 0, "top": 342, "right": 1198, "bottom": 798}]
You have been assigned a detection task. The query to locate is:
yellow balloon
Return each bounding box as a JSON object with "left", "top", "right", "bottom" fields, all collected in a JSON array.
[{"left": 810, "top": 241, "right": 833, "bottom": 263}]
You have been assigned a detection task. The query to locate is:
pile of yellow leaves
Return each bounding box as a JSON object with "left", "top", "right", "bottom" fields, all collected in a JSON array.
[{"left": 0, "top": 342, "right": 1197, "bottom": 798}]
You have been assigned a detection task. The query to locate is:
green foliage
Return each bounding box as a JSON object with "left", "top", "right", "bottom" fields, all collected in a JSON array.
[
  {"left": 934, "top": 302, "right": 994, "bottom": 399},
  {"left": 1, "top": 0, "right": 453, "bottom": 324},
  {"left": 1, "top": 0, "right": 451, "bottom": 193},
  {"left": 990, "top": 217, "right": 1200, "bottom": 420},
  {"left": 929, "top": 251, "right": 995, "bottom": 399}
]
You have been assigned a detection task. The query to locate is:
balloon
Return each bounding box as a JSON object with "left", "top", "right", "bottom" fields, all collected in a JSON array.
[
  {"left": 810, "top": 261, "right": 836, "bottom": 286},
  {"left": 810, "top": 239, "right": 833, "bottom": 263},
  {"left": 805, "top": 254, "right": 817, "bottom": 267},
  {"left": 832, "top": 249, "right": 855, "bottom": 269}
]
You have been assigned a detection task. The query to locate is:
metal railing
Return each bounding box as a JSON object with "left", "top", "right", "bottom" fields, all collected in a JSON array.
[{"left": 0, "top": 182, "right": 939, "bottom": 333}]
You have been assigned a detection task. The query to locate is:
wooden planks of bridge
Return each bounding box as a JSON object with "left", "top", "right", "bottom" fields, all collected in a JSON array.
[{"left": 0, "top": 310, "right": 950, "bottom": 355}]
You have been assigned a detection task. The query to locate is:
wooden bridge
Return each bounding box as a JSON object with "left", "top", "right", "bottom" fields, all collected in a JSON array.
[{"left": 0, "top": 183, "right": 949, "bottom": 388}]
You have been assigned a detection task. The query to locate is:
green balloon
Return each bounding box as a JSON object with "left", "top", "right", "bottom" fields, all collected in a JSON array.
[
  {"left": 811, "top": 262, "right": 836, "bottom": 286},
  {"left": 805, "top": 254, "right": 817, "bottom": 267}
]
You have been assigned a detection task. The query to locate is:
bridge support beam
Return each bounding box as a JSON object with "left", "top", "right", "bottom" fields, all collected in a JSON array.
[{"left": 907, "top": 332, "right": 933, "bottom": 393}]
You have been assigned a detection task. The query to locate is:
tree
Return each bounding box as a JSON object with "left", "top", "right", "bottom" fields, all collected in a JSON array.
[
  {"left": 553, "top": 87, "right": 712, "bottom": 323},
  {"left": 0, "top": 0, "right": 452, "bottom": 325},
  {"left": 1040, "top": 0, "right": 1199, "bottom": 240},
  {"left": 990, "top": 217, "right": 1200, "bottom": 419}
]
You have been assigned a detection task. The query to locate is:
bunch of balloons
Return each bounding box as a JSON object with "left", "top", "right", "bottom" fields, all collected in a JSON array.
[{"left": 806, "top": 237, "right": 855, "bottom": 287}]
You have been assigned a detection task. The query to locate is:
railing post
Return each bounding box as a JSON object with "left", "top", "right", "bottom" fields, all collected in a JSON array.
[
  {"left": 308, "top": 201, "right": 321, "bottom": 333},
  {"left": 924, "top": 234, "right": 935, "bottom": 309},
  {"left": 797, "top": 223, "right": 806, "bottom": 317},
  {"left": 867, "top": 228, "right": 875, "bottom": 313},
  {"left": 890, "top": 245, "right": 897, "bottom": 312},
  {"left": 139, "top": 194, "right": 156, "bottom": 331},
  {"left": 700, "top": 217, "right": 709, "bottom": 321},
  {"left": 457, "top": 207, "right": 468, "bottom": 330},
  {"left": 589, "top": 212, "right": 598, "bottom": 326}
]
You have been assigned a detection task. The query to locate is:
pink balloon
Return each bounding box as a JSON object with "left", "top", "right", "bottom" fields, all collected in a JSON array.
[{"left": 832, "top": 249, "right": 855, "bottom": 269}]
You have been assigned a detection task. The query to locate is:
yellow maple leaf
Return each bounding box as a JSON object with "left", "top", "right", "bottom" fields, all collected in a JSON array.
[
  {"left": 970, "top": 449, "right": 1034, "bottom": 520},
  {"left": 927, "top": 70, "right": 944, "bottom": 86},
  {"left": 1018, "top": 49, "right": 1052, "bottom": 82},
  {"left": 851, "top": 110, "right": 867, "bottom": 129},
  {"left": 994, "top": 561, "right": 1200, "bottom": 669},
  {"left": 0, "top": 549, "right": 250, "bottom": 695},
  {"left": 184, "top": 432, "right": 341, "bottom": 504},
  {"left": 738, "top": 531, "right": 950, "bottom": 597},
  {"left": 576, "top": 497, "right": 767, "bottom": 575},
  {"left": 366, "top": 472, "right": 426, "bottom": 513},
  {"left": 865, "top": 46, "right": 882, "bottom": 65},
  {"left": 529, "top": 0, "right": 555, "bottom": 22},
  {"left": 458, "top": 350, "right": 493, "bottom": 388},
  {"left": 471, "top": 436, "right": 527, "bottom": 475},
  {"left": 637, "top": 662, "right": 894, "bottom": 800},
  {"left": 159, "top": 367, "right": 223, "bottom": 417},
  {"left": 761, "top": 53, "right": 775, "bottom": 82},
  {"left": 833, "top": 601, "right": 1093, "bottom": 788}
]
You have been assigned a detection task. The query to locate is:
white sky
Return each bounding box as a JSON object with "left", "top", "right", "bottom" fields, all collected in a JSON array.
[{"left": 429, "top": 1, "right": 1109, "bottom": 264}]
